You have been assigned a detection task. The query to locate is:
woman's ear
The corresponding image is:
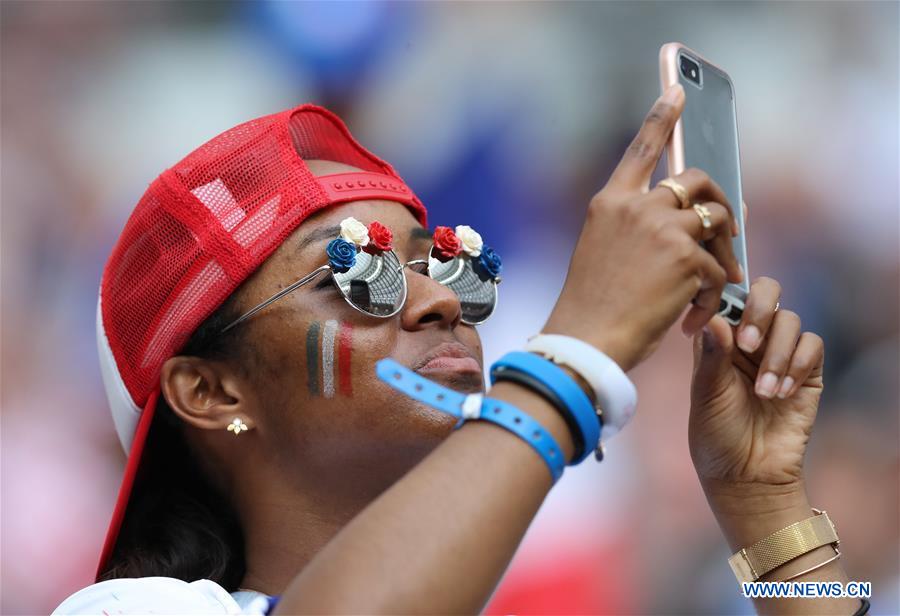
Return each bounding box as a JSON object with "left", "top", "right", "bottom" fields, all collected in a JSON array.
[{"left": 160, "top": 356, "right": 251, "bottom": 432}]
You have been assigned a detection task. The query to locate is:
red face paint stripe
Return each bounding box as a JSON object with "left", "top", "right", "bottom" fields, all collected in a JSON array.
[{"left": 338, "top": 321, "right": 353, "bottom": 397}]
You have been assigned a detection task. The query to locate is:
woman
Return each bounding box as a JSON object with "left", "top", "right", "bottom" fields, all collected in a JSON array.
[{"left": 54, "top": 87, "right": 864, "bottom": 615}]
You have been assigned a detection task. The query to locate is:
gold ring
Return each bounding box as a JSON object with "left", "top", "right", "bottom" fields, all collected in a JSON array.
[
  {"left": 658, "top": 177, "right": 691, "bottom": 209},
  {"left": 693, "top": 203, "right": 712, "bottom": 229}
]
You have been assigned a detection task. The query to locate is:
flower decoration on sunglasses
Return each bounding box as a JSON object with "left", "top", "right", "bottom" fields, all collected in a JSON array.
[
  {"left": 454, "top": 225, "right": 483, "bottom": 257},
  {"left": 326, "top": 238, "right": 357, "bottom": 273},
  {"left": 478, "top": 245, "right": 503, "bottom": 278},
  {"left": 328, "top": 217, "right": 396, "bottom": 272},
  {"left": 430, "top": 224, "right": 502, "bottom": 281},
  {"left": 432, "top": 226, "right": 463, "bottom": 261},
  {"left": 365, "top": 220, "right": 393, "bottom": 253},
  {"left": 339, "top": 216, "right": 370, "bottom": 247}
]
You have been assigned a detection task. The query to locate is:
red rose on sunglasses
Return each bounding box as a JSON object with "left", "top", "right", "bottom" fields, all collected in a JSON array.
[
  {"left": 365, "top": 221, "right": 393, "bottom": 253},
  {"left": 432, "top": 226, "right": 462, "bottom": 261}
]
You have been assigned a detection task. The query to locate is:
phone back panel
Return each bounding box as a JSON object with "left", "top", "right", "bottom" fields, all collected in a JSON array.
[{"left": 664, "top": 45, "right": 750, "bottom": 298}]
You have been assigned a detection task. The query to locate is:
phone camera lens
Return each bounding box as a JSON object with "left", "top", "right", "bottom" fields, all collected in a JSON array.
[{"left": 680, "top": 55, "right": 701, "bottom": 85}]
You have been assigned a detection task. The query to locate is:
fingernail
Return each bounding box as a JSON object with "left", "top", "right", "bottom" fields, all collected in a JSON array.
[
  {"left": 777, "top": 377, "right": 795, "bottom": 399},
  {"left": 756, "top": 372, "right": 778, "bottom": 398},
  {"left": 737, "top": 325, "right": 761, "bottom": 352},
  {"left": 662, "top": 83, "right": 683, "bottom": 104}
]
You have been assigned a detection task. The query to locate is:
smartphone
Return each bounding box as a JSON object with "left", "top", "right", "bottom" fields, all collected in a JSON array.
[{"left": 659, "top": 42, "right": 749, "bottom": 325}]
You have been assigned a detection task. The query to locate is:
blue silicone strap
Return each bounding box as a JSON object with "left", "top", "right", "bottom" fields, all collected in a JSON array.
[
  {"left": 375, "top": 358, "right": 565, "bottom": 482},
  {"left": 489, "top": 351, "right": 600, "bottom": 465},
  {"left": 264, "top": 595, "right": 281, "bottom": 615}
]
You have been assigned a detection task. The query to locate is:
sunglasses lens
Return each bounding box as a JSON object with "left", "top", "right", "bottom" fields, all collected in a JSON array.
[
  {"left": 332, "top": 250, "right": 406, "bottom": 316},
  {"left": 428, "top": 250, "right": 497, "bottom": 324}
]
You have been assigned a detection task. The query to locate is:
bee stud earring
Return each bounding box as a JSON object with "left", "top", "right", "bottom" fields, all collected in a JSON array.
[{"left": 227, "top": 417, "right": 249, "bottom": 435}]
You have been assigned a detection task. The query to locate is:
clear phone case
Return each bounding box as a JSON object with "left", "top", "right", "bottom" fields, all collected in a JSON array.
[{"left": 660, "top": 43, "right": 749, "bottom": 324}]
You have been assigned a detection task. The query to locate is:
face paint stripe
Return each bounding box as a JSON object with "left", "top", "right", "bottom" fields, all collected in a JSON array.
[
  {"left": 337, "top": 321, "right": 353, "bottom": 397},
  {"left": 322, "top": 319, "right": 338, "bottom": 398},
  {"left": 306, "top": 321, "right": 320, "bottom": 396}
]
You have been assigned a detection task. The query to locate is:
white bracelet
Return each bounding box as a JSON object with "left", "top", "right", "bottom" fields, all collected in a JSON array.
[{"left": 524, "top": 334, "right": 637, "bottom": 440}]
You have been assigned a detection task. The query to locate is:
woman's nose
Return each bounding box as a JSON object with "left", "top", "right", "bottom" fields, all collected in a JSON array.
[{"left": 400, "top": 268, "right": 462, "bottom": 331}]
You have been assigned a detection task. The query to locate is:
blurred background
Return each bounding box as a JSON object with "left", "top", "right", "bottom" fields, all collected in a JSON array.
[{"left": 1, "top": 2, "right": 897, "bottom": 614}]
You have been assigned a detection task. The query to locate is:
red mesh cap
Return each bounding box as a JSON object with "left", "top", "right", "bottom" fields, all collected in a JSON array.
[{"left": 95, "top": 104, "right": 427, "bottom": 580}]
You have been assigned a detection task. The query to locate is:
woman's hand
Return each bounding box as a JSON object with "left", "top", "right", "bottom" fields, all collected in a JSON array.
[
  {"left": 689, "top": 282, "right": 862, "bottom": 616},
  {"left": 542, "top": 84, "right": 743, "bottom": 372},
  {"left": 689, "top": 277, "right": 832, "bottom": 561},
  {"left": 689, "top": 277, "right": 823, "bottom": 490}
]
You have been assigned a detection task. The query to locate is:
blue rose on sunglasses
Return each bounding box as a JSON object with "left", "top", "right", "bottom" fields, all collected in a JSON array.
[
  {"left": 326, "top": 238, "right": 357, "bottom": 273},
  {"left": 478, "top": 245, "right": 502, "bottom": 278}
]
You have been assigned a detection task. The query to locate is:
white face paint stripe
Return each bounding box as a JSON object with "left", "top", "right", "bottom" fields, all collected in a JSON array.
[{"left": 321, "top": 319, "right": 338, "bottom": 398}]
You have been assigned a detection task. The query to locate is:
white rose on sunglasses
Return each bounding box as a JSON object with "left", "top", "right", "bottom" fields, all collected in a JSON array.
[
  {"left": 454, "top": 225, "right": 483, "bottom": 257},
  {"left": 339, "top": 216, "right": 370, "bottom": 247}
]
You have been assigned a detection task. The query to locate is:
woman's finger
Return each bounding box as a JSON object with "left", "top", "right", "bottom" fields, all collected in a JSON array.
[
  {"left": 736, "top": 277, "right": 781, "bottom": 353},
  {"left": 681, "top": 248, "right": 727, "bottom": 336},
  {"left": 755, "top": 309, "right": 802, "bottom": 399},
  {"left": 777, "top": 331, "right": 825, "bottom": 399},
  {"left": 609, "top": 85, "right": 685, "bottom": 191},
  {"left": 648, "top": 167, "right": 734, "bottom": 215},
  {"left": 673, "top": 201, "right": 743, "bottom": 283}
]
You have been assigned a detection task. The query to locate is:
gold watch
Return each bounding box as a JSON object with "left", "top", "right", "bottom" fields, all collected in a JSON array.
[{"left": 728, "top": 508, "right": 839, "bottom": 583}]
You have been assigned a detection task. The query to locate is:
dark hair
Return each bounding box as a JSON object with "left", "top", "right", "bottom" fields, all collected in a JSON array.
[{"left": 98, "top": 300, "right": 248, "bottom": 589}]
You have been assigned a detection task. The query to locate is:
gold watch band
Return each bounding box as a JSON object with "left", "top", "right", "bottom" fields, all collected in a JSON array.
[{"left": 728, "top": 509, "right": 839, "bottom": 583}]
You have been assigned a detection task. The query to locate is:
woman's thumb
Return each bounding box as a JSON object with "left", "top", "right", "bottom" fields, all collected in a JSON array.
[{"left": 692, "top": 314, "right": 735, "bottom": 384}]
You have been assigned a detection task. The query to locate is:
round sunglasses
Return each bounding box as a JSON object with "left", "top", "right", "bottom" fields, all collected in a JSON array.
[{"left": 220, "top": 218, "right": 501, "bottom": 334}]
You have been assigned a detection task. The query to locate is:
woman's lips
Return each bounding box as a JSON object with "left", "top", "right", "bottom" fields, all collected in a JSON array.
[
  {"left": 412, "top": 342, "right": 482, "bottom": 376},
  {"left": 417, "top": 355, "right": 482, "bottom": 373}
]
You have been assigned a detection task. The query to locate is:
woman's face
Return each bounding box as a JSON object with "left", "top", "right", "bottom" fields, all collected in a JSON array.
[{"left": 222, "top": 185, "right": 485, "bottom": 490}]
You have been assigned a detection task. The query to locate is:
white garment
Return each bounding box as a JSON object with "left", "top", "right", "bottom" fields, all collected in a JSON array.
[{"left": 51, "top": 577, "right": 274, "bottom": 615}]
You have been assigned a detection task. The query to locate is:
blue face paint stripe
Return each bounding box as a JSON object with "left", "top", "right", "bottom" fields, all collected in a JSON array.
[{"left": 306, "top": 321, "right": 320, "bottom": 396}]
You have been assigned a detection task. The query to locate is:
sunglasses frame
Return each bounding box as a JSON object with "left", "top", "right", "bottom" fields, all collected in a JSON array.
[{"left": 220, "top": 247, "right": 499, "bottom": 334}]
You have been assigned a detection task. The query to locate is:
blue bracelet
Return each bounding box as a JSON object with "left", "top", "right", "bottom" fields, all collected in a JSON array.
[
  {"left": 490, "top": 352, "right": 600, "bottom": 465},
  {"left": 375, "top": 358, "right": 565, "bottom": 482},
  {"left": 490, "top": 367, "right": 586, "bottom": 459},
  {"left": 264, "top": 595, "right": 281, "bottom": 615}
]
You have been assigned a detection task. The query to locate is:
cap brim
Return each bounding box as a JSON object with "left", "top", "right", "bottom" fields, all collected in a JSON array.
[{"left": 94, "top": 387, "right": 160, "bottom": 582}]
